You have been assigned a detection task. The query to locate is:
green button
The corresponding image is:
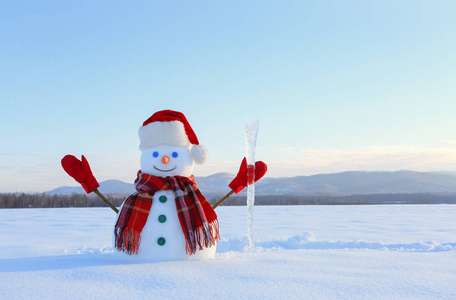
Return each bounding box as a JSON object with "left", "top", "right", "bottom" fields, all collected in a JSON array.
[
  {"left": 159, "top": 195, "right": 167, "bottom": 203},
  {"left": 158, "top": 215, "right": 167, "bottom": 223},
  {"left": 157, "top": 237, "right": 166, "bottom": 246}
]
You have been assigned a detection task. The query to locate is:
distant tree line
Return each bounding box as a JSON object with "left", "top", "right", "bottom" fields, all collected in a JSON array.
[
  {"left": 0, "top": 193, "right": 125, "bottom": 209},
  {"left": 206, "top": 193, "right": 456, "bottom": 206},
  {"left": 1, "top": 192, "right": 456, "bottom": 209}
]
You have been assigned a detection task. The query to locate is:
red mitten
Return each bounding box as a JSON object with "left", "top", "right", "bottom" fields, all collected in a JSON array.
[
  {"left": 61, "top": 155, "right": 100, "bottom": 193},
  {"left": 229, "top": 157, "right": 268, "bottom": 194}
]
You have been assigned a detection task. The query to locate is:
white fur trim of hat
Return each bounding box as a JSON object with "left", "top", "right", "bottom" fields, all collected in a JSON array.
[{"left": 138, "top": 110, "right": 208, "bottom": 164}]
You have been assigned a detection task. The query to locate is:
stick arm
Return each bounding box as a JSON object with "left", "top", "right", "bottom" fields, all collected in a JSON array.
[
  {"left": 93, "top": 189, "right": 119, "bottom": 213},
  {"left": 212, "top": 190, "right": 235, "bottom": 209}
]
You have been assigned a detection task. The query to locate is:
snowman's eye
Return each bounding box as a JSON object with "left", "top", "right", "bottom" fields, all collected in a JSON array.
[
  {"left": 153, "top": 151, "right": 159, "bottom": 158},
  {"left": 172, "top": 152, "right": 178, "bottom": 158}
]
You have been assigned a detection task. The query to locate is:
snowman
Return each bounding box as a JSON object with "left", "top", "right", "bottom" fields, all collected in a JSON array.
[
  {"left": 113, "top": 110, "right": 220, "bottom": 261},
  {"left": 61, "top": 109, "right": 267, "bottom": 262}
]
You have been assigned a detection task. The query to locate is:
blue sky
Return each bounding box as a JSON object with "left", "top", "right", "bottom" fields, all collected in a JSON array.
[{"left": 1, "top": 1, "right": 456, "bottom": 192}]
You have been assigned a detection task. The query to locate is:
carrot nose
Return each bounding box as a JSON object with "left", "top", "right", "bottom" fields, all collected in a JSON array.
[{"left": 161, "top": 156, "right": 170, "bottom": 164}]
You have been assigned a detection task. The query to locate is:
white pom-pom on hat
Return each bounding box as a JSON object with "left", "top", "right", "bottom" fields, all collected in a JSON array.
[
  {"left": 138, "top": 110, "right": 208, "bottom": 164},
  {"left": 191, "top": 144, "right": 208, "bottom": 165}
]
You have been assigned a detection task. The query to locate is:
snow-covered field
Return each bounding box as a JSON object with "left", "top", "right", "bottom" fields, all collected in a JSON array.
[{"left": 1, "top": 205, "right": 455, "bottom": 299}]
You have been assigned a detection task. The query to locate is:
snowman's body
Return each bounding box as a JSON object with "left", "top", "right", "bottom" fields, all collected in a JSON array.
[
  {"left": 136, "top": 189, "right": 216, "bottom": 261},
  {"left": 136, "top": 189, "right": 187, "bottom": 260},
  {"left": 115, "top": 144, "right": 216, "bottom": 261}
]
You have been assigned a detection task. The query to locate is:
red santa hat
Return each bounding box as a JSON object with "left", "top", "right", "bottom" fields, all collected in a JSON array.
[{"left": 138, "top": 110, "right": 208, "bottom": 164}]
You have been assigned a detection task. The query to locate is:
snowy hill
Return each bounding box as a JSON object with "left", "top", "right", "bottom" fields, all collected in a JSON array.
[
  {"left": 46, "top": 170, "right": 456, "bottom": 196},
  {"left": 46, "top": 179, "right": 136, "bottom": 195},
  {"left": 255, "top": 170, "right": 456, "bottom": 195}
]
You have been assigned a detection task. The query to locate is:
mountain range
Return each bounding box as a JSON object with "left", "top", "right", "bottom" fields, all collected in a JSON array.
[{"left": 46, "top": 170, "right": 456, "bottom": 197}]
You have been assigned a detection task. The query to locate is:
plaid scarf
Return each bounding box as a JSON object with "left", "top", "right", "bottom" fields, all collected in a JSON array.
[{"left": 114, "top": 171, "right": 220, "bottom": 255}]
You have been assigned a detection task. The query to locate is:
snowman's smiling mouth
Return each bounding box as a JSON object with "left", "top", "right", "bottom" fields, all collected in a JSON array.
[{"left": 154, "top": 166, "right": 177, "bottom": 172}]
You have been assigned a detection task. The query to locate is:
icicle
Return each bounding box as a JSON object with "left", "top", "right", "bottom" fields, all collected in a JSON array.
[{"left": 245, "top": 120, "right": 260, "bottom": 251}]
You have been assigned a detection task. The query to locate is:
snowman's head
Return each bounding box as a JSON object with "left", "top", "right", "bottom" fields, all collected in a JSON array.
[
  {"left": 140, "top": 145, "right": 194, "bottom": 177},
  {"left": 138, "top": 110, "right": 208, "bottom": 177}
]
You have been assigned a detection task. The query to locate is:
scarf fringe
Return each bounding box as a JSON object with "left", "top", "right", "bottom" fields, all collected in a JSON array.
[
  {"left": 185, "top": 219, "right": 220, "bottom": 255},
  {"left": 114, "top": 228, "right": 142, "bottom": 255}
]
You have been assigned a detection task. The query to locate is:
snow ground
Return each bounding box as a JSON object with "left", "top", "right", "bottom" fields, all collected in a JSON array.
[{"left": 1, "top": 205, "right": 455, "bottom": 299}]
